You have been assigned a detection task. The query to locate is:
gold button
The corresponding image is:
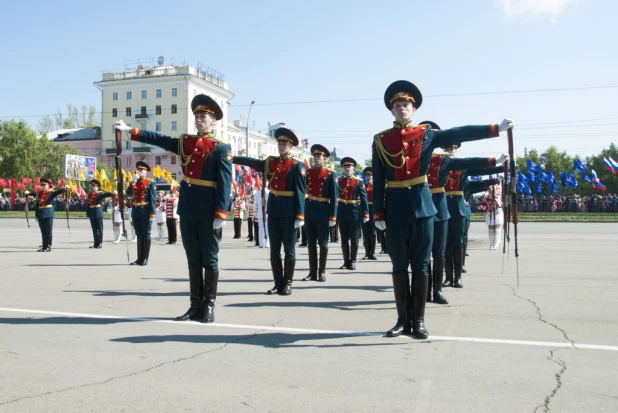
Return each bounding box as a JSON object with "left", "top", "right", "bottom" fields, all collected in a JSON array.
[{"left": 407, "top": 171, "right": 411, "bottom": 175}]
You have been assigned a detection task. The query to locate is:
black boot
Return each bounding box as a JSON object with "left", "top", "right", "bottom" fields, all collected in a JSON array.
[
  {"left": 426, "top": 260, "right": 433, "bottom": 302},
  {"left": 280, "top": 258, "right": 296, "bottom": 296},
  {"left": 442, "top": 250, "right": 453, "bottom": 287},
  {"left": 339, "top": 242, "right": 350, "bottom": 269},
  {"left": 348, "top": 245, "right": 358, "bottom": 270},
  {"left": 38, "top": 234, "right": 47, "bottom": 252},
  {"left": 411, "top": 271, "right": 429, "bottom": 339},
  {"left": 202, "top": 270, "right": 219, "bottom": 323},
  {"left": 175, "top": 268, "right": 204, "bottom": 321},
  {"left": 96, "top": 232, "right": 103, "bottom": 248},
  {"left": 44, "top": 236, "right": 52, "bottom": 252},
  {"left": 266, "top": 259, "right": 283, "bottom": 294},
  {"left": 130, "top": 238, "right": 143, "bottom": 265},
  {"left": 318, "top": 248, "right": 328, "bottom": 282},
  {"left": 453, "top": 250, "right": 464, "bottom": 288},
  {"left": 462, "top": 242, "right": 468, "bottom": 273},
  {"left": 361, "top": 236, "right": 369, "bottom": 260},
  {"left": 433, "top": 258, "right": 449, "bottom": 304},
  {"left": 368, "top": 235, "right": 377, "bottom": 260},
  {"left": 302, "top": 246, "right": 318, "bottom": 281},
  {"left": 89, "top": 231, "right": 98, "bottom": 248},
  {"left": 139, "top": 239, "right": 151, "bottom": 266},
  {"left": 386, "top": 272, "right": 411, "bottom": 337}
]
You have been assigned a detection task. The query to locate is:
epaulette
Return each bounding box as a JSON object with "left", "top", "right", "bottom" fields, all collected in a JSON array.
[
  {"left": 433, "top": 151, "right": 449, "bottom": 156},
  {"left": 214, "top": 136, "right": 228, "bottom": 145},
  {"left": 373, "top": 128, "right": 392, "bottom": 140}
]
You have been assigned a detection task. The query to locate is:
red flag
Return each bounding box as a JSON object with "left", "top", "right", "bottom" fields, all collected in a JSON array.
[
  {"left": 58, "top": 177, "right": 65, "bottom": 188},
  {"left": 15, "top": 182, "right": 26, "bottom": 191},
  {"left": 232, "top": 180, "right": 238, "bottom": 192},
  {"left": 9, "top": 178, "right": 16, "bottom": 207},
  {"left": 21, "top": 176, "right": 32, "bottom": 186},
  {"left": 0, "top": 178, "right": 7, "bottom": 188},
  {"left": 304, "top": 159, "right": 310, "bottom": 169},
  {"left": 246, "top": 173, "right": 254, "bottom": 186},
  {"left": 255, "top": 174, "right": 262, "bottom": 190},
  {"left": 239, "top": 183, "right": 246, "bottom": 197}
]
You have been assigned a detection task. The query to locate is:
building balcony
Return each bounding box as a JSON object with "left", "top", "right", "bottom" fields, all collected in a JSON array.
[
  {"left": 135, "top": 113, "right": 149, "bottom": 120},
  {"left": 133, "top": 147, "right": 151, "bottom": 153}
]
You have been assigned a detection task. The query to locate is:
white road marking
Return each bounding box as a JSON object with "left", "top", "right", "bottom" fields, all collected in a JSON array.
[{"left": 1, "top": 307, "right": 616, "bottom": 352}]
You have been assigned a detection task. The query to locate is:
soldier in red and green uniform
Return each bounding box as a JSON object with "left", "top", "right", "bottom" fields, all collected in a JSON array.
[{"left": 33, "top": 178, "right": 66, "bottom": 252}]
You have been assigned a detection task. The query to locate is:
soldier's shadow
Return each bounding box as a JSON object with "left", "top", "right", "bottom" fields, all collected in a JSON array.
[
  {"left": 64, "top": 290, "right": 266, "bottom": 298},
  {"left": 28, "top": 264, "right": 128, "bottom": 267},
  {"left": 110, "top": 332, "right": 406, "bottom": 349},
  {"left": 225, "top": 300, "right": 393, "bottom": 311}
]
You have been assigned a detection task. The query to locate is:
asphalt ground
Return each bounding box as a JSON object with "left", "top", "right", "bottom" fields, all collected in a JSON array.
[{"left": 0, "top": 219, "right": 617, "bottom": 413}]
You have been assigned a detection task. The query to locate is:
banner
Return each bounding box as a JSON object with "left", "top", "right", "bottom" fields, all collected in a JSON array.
[{"left": 64, "top": 154, "right": 96, "bottom": 181}]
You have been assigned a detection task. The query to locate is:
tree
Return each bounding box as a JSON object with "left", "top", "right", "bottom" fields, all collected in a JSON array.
[
  {"left": 0, "top": 120, "right": 83, "bottom": 183},
  {"left": 364, "top": 158, "right": 372, "bottom": 168},
  {"left": 38, "top": 104, "right": 100, "bottom": 133}
]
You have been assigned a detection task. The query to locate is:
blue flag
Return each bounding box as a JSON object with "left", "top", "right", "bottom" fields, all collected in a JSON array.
[
  {"left": 536, "top": 182, "right": 545, "bottom": 193},
  {"left": 527, "top": 159, "right": 541, "bottom": 173},
  {"left": 559, "top": 172, "right": 567, "bottom": 187},
  {"left": 527, "top": 172, "right": 537, "bottom": 183},
  {"left": 581, "top": 172, "right": 592, "bottom": 183},
  {"left": 468, "top": 176, "right": 482, "bottom": 182},
  {"left": 550, "top": 179, "right": 561, "bottom": 194},
  {"left": 539, "top": 170, "right": 548, "bottom": 183},
  {"left": 566, "top": 172, "right": 578, "bottom": 188},
  {"left": 517, "top": 171, "right": 528, "bottom": 184},
  {"left": 573, "top": 158, "right": 588, "bottom": 173}
]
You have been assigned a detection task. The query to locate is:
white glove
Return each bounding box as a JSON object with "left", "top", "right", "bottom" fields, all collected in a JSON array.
[
  {"left": 114, "top": 120, "right": 131, "bottom": 132},
  {"left": 496, "top": 154, "right": 509, "bottom": 164},
  {"left": 213, "top": 218, "right": 226, "bottom": 229},
  {"left": 363, "top": 218, "right": 370, "bottom": 223},
  {"left": 149, "top": 216, "right": 155, "bottom": 222},
  {"left": 294, "top": 219, "right": 304, "bottom": 228},
  {"left": 498, "top": 118, "right": 514, "bottom": 132},
  {"left": 375, "top": 220, "right": 386, "bottom": 231},
  {"left": 329, "top": 220, "right": 336, "bottom": 227}
]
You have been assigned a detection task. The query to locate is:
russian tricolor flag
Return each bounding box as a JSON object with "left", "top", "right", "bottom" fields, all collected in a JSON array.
[{"left": 603, "top": 157, "right": 618, "bottom": 174}]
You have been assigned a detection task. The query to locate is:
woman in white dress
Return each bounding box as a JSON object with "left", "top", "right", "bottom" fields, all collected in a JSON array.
[
  {"left": 481, "top": 183, "right": 504, "bottom": 250},
  {"left": 111, "top": 191, "right": 122, "bottom": 243},
  {"left": 155, "top": 191, "right": 166, "bottom": 241}
]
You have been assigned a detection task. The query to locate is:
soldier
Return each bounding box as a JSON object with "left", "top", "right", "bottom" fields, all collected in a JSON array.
[
  {"left": 115, "top": 94, "right": 232, "bottom": 323},
  {"left": 372, "top": 80, "right": 513, "bottom": 338},
  {"left": 253, "top": 182, "right": 269, "bottom": 248},
  {"left": 442, "top": 150, "right": 505, "bottom": 289},
  {"left": 420, "top": 121, "right": 508, "bottom": 304},
  {"left": 165, "top": 188, "right": 179, "bottom": 245},
  {"left": 233, "top": 127, "right": 306, "bottom": 295},
  {"left": 246, "top": 193, "right": 255, "bottom": 242},
  {"left": 33, "top": 178, "right": 65, "bottom": 252},
  {"left": 480, "top": 179, "right": 505, "bottom": 250},
  {"left": 232, "top": 195, "right": 243, "bottom": 239},
  {"left": 86, "top": 179, "right": 113, "bottom": 249},
  {"left": 125, "top": 161, "right": 157, "bottom": 265},
  {"left": 361, "top": 167, "right": 377, "bottom": 260},
  {"left": 337, "top": 157, "right": 369, "bottom": 271},
  {"left": 301, "top": 144, "right": 338, "bottom": 282},
  {"left": 155, "top": 191, "right": 166, "bottom": 241}
]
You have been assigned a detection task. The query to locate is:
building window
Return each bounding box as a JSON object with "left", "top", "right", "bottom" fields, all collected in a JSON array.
[
  {"left": 126, "top": 158, "right": 131, "bottom": 167},
  {"left": 141, "top": 90, "right": 147, "bottom": 99},
  {"left": 155, "top": 156, "right": 161, "bottom": 165},
  {"left": 82, "top": 150, "right": 88, "bottom": 156},
  {"left": 112, "top": 92, "right": 118, "bottom": 101},
  {"left": 125, "top": 141, "right": 130, "bottom": 150},
  {"left": 172, "top": 173, "right": 177, "bottom": 180},
  {"left": 141, "top": 106, "right": 147, "bottom": 115},
  {"left": 126, "top": 91, "right": 132, "bottom": 100},
  {"left": 156, "top": 89, "right": 161, "bottom": 98},
  {"left": 171, "top": 155, "right": 177, "bottom": 165},
  {"left": 171, "top": 104, "right": 177, "bottom": 114},
  {"left": 112, "top": 108, "right": 117, "bottom": 117},
  {"left": 156, "top": 122, "right": 161, "bottom": 132},
  {"left": 156, "top": 105, "right": 161, "bottom": 115},
  {"left": 171, "top": 88, "right": 177, "bottom": 97},
  {"left": 126, "top": 107, "right": 132, "bottom": 116},
  {"left": 171, "top": 121, "right": 177, "bottom": 131},
  {"left": 140, "top": 123, "right": 147, "bottom": 130},
  {"left": 95, "top": 149, "right": 102, "bottom": 156}
]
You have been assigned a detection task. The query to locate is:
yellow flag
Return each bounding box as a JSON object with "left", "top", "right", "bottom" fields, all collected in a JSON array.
[
  {"left": 100, "top": 169, "right": 108, "bottom": 181},
  {"left": 113, "top": 169, "right": 117, "bottom": 181},
  {"left": 153, "top": 165, "right": 161, "bottom": 178},
  {"left": 78, "top": 170, "right": 86, "bottom": 181},
  {"left": 171, "top": 179, "right": 178, "bottom": 188}
]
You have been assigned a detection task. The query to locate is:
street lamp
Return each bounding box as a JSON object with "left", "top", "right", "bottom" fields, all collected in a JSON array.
[{"left": 245, "top": 101, "right": 255, "bottom": 157}]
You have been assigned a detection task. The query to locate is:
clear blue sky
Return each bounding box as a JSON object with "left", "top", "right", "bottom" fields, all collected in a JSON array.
[{"left": 1, "top": 0, "right": 616, "bottom": 164}]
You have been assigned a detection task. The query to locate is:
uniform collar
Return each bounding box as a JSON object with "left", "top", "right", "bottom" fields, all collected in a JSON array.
[
  {"left": 279, "top": 153, "right": 291, "bottom": 160},
  {"left": 393, "top": 121, "right": 413, "bottom": 129},
  {"left": 198, "top": 132, "right": 214, "bottom": 138}
]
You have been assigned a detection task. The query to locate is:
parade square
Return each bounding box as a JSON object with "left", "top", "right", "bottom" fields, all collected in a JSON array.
[{"left": 1, "top": 219, "right": 616, "bottom": 412}]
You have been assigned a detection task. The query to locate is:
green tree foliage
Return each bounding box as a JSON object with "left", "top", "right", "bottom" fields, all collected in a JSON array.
[
  {"left": 37, "top": 104, "right": 100, "bottom": 133},
  {"left": 0, "top": 120, "right": 83, "bottom": 184}
]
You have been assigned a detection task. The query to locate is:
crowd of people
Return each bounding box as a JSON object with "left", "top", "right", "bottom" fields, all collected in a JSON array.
[{"left": 468, "top": 193, "right": 618, "bottom": 214}]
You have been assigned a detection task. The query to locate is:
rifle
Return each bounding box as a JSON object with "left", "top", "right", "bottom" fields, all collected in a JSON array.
[
  {"left": 25, "top": 195, "right": 30, "bottom": 228},
  {"left": 65, "top": 187, "right": 72, "bottom": 239},
  {"left": 261, "top": 173, "right": 269, "bottom": 253},
  {"left": 507, "top": 128, "right": 519, "bottom": 286},
  {"left": 115, "top": 129, "right": 130, "bottom": 263}
]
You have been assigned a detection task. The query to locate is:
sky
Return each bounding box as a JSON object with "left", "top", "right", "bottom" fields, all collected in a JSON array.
[{"left": 1, "top": 0, "right": 616, "bottom": 164}]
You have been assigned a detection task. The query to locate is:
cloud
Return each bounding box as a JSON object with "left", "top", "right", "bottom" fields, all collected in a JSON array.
[{"left": 500, "top": 0, "right": 579, "bottom": 22}]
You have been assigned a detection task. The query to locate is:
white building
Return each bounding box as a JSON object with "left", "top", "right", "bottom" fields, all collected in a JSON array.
[{"left": 93, "top": 57, "right": 310, "bottom": 177}]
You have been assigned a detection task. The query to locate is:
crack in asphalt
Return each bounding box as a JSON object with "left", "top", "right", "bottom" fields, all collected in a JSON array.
[
  {"left": 0, "top": 330, "right": 261, "bottom": 406},
  {"left": 510, "top": 286, "right": 575, "bottom": 413}
]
